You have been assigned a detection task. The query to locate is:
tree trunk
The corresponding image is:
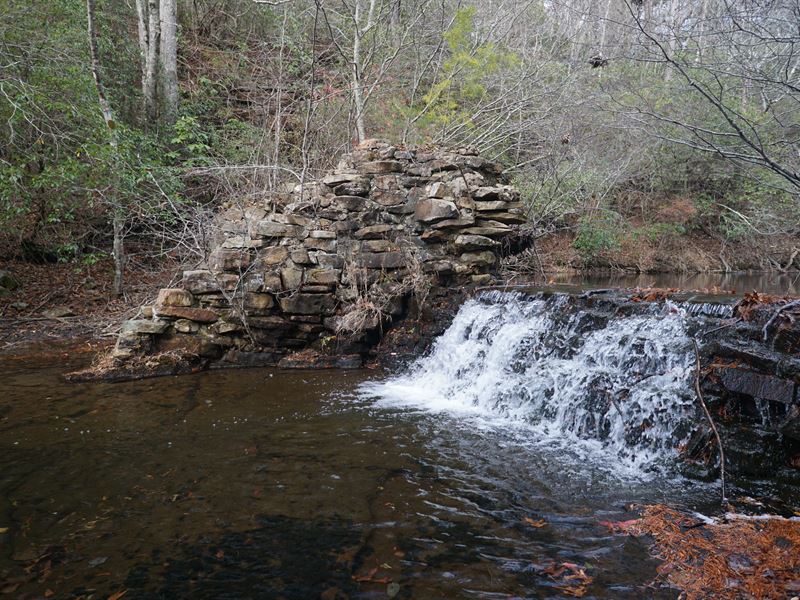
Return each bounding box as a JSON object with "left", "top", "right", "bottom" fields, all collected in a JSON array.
[
  {"left": 86, "top": 0, "right": 125, "bottom": 296},
  {"left": 135, "top": 0, "right": 149, "bottom": 91},
  {"left": 352, "top": 0, "right": 367, "bottom": 143},
  {"left": 112, "top": 212, "right": 125, "bottom": 296},
  {"left": 159, "top": 0, "right": 178, "bottom": 125},
  {"left": 144, "top": 0, "right": 161, "bottom": 123}
]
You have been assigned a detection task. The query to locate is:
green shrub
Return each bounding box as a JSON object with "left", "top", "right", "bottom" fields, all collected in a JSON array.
[{"left": 573, "top": 213, "right": 621, "bottom": 260}]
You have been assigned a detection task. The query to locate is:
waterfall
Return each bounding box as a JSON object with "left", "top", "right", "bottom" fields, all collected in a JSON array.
[{"left": 361, "top": 292, "right": 702, "bottom": 478}]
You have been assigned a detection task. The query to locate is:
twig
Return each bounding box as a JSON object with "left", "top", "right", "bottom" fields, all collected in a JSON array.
[
  {"left": 692, "top": 338, "right": 727, "bottom": 505},
  {"left": 24, "top": 290, "right": 56, "bottom": 316},
  {"left": 762, "top": 300, "right": 800, "bottom": 342},
  {"left": 700, "top": 318, "right": 742, "bottom": 339},
  {"left": 781, "top": 248, "right": 799, "bottom": 272}
]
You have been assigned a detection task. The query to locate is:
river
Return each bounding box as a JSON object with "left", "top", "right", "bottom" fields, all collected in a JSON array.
[{"left": 1, "top": 276, "right": 798, "bottom": 598}]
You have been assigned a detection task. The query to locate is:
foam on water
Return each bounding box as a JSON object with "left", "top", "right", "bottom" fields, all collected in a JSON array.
[{"left": 360, "top": 292, "right": 701, "bottom": 479}]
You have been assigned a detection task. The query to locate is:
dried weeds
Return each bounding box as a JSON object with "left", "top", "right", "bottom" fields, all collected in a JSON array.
[{"left": 335, "top": 243, "right": 430, "bottom": 339}]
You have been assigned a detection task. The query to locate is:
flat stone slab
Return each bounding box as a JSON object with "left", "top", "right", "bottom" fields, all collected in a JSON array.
[
  {"left": 155, "top": 306, "right": 220, "bottom": 323},
  {"left": 121, "top": 319, "right": 170, "bottom": 335},
  {"left": 414, "top": 198, "right": 458, "bottom": 223},
  {"left": 156, "top": 288, "right": 194, "bottom": 307},
  {"left": 278, "top": 350, "right": 362, "bottom": 369},
  {"left": 358, "top": 251, "right": 406, "bottom": 269},
  {"left": 279, "top": 293, "right": 337, "bottom": 315},
  {"left": 718, "top": 366, "right": 797, "bottom": 404},
  {"left": 455, "top": 234, "right": 499, "bottom": 251}
]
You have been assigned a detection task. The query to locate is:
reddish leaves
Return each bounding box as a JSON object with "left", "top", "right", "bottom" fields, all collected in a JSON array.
[
  {"left": 543, "top": 562, "right": 593, "bottom": 597},
  {"left": 598, "top": 518, "right": 640, "bottom": 533},
  {"left": 523, "top": 517, "right": 547, "bottom": 528}
]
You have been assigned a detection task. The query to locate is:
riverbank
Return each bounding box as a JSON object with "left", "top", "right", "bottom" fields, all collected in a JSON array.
[
  {"left": 0, "top": 258, "right": 180, "bottom": 355},
  {"left": 511, "top": 230, "right": 800, "bottom": 276},
  {"left": 1, "top": 257, "right": 797, "bottom": 360}
]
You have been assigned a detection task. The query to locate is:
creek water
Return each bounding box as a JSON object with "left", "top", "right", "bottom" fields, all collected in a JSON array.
[{"left": 0, "top": 279, "right": 798, "bottom": 599}]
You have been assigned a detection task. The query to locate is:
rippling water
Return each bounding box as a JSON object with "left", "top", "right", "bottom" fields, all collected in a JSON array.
[
  {"left": 361, "top": 292, "right": 700, "bottom": 479},
  {"left": 0, "top": 341, "right": 727, "bottom": 599}
]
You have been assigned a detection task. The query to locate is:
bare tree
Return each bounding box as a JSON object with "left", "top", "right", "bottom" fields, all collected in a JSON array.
[
  {"left": 160, "top": 0, "right": 179, "bottom": 125},
  {"left": 623, "top": 0, "right": 800, "bottom": 192},
  {"left": 86, "top": 0, "right": 125, "bottom": 295},
  {"left": 135, "top": 0, "right": 178, "bottom": 125},
  {"left": 317, "top": 0, "right": 435, "bottom": 144}
]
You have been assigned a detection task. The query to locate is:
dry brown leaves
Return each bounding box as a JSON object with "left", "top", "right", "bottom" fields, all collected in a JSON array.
[
  {"left": 543, "top": 562, "right": 593, "bottom": 597},
  {"left": 734, "top": 291, "right": 797, "bottom": 321},
  {"left": 630, "top": 287, "right": 681, "bottom": 302},
  {"left": 620, "top": 504, "right": 800, "bottom": 599}
]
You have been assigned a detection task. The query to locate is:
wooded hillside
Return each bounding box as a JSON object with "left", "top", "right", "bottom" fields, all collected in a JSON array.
[{"left": 1, "top": 0, "right": 798, "bottom": 292}]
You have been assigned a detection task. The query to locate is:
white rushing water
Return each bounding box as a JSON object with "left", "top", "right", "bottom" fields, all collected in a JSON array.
[{"left": 361, "top": 292, "right": 701, "bottom": 478}]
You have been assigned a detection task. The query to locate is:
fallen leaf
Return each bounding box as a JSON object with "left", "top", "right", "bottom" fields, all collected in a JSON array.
[
  {"left": 108, "top": 591, "right": 127, "bottom": 600},
  {"left": 599, "top": 519, "right": 640, "bottom": 532},
  {"left": 523, "top": 517, "right": 547, "bottom": 528}
]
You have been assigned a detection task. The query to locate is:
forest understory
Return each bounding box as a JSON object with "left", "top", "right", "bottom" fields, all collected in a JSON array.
[{"left": 2, "top": 0, "right": 799, "bottom": 346}]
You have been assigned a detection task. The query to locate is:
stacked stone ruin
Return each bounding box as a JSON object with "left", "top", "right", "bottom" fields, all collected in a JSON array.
[{"left": 111, "top": 140, "right": 525, "bottom": 369}]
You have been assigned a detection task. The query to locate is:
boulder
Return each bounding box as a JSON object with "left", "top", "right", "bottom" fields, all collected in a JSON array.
[
  {"left": 355, "top": 224, "right": 395, "bottom": 239},
  {"left": 359, "top": 160, "right": 404, "bottom": 174},
  {"left": 255, "top": 221, "right": 301, "bottom": 238},
  {"left": 257, "top": 246, "right": 289, "bottom": 266},
  {"left": 182, "top": 270, "right": 238, "bottom": 294},
  {"left": 156, "top": 288, "right": 194, "bottom": 308},
  {"left": 309, "top": 230, "right": 337, "bottom": 239},
  {"left": 323, "top": 172, "right": 363, "bottom": 187},
  {"left": 304, "top": 238, "right": 337, "bottom": 251},
  {"left": 334, "top": 179, "right": 371, "bottom": 196},
  {"left": 43, "top": 307, "right": 76, "bottom": 319},
  {"left": 209, "top": 248, "right": 251, "bottom": 272},
  {"left": 432, "top": 216, "right": 476, "bottom": 229},
  {"left": 173, "top": 319, "right": 201, "bottom": 334},
  {"left": 244, "top": 293, "right": 275, "bottom": 311},
  {"left": 362, "top": 239, "right": 395, "bottom": 252},
  {"left": 428, "top": 182, "right": 450, "bottom": 198},
  {"left": 474, "top": 200, "right": 510, "bottom": 212},
  {"left": 463, "top": 225, "right": 511, "bottom": 237},
  {"left": 290, "top": 248, "right": 314, "bottom": 265},
  {"left": 121, "top": 319, "right": 170, "bottom": 335},
  {"left": 315, "top": 253, "right": 345, "bottom": 269},
  {"left": 358, "top": 252, "right": 406, "bottom": 269},
  {"left": 717, "top": 366, "right": 796, "bottom": 404},
  {"left": 278, "top": 350, "right": 362, "bottom": 369},
  {"left": 331, "top": 196, "right": 367, "bottom": 211},
  {"left": 281, "top": 267, "right": 304, "bottom": 290},
  {"left": 414, "top": 199, "right": 458, "bottom": 223},
  {"left": 306, "top": 269, "right": 341, "bottom": 285},
  {"left": 279, "top": 293, "right": 337, "bottom": 315},
  {"left": 454, "top": 235, "right": 499, "bottom": 251},
  {"left": 460, "top": 251, "right": 497, "bottom": 266}
]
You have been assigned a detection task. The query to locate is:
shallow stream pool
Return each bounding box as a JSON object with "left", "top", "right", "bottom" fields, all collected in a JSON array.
[{"left": 0, "top": 345, "right": 732, "bottom": 599}]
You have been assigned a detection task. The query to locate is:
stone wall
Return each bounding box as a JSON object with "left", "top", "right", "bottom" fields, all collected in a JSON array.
[{"left": 111, "top": 140, "right": 524, "bottom": 371}]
